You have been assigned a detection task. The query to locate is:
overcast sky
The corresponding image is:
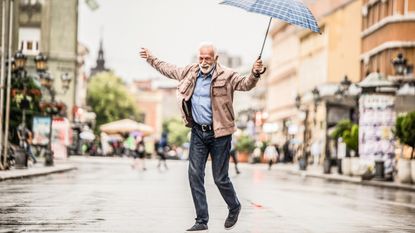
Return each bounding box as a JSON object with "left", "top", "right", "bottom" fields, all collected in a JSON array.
[{"left": 78, "top": 0, "right": 272, "bottom": 82}]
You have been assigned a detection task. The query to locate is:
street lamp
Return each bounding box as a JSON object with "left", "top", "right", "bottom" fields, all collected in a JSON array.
[
  {"left": 340, "top": 75, "right": 352, "bottom": 93},
  {"left": 295, "top": 94, "right": 301, "bottom": 109},
  {"left": 392, "top": 53, "right": 407, "bottom": 76},
  {"left": 60, "top": 73, "right": 72, "bottom": 91},
  {"left": 14, "top": 50, "right": 27, "bottom": 71},
  {"left": 34, "top": 52, "right": 48, "bottom": 73},
  {"left": 312, "top": 87, "right": 321, "bottom": 103},
  {"left": 312, "top": 87, "right": 321, "bottom": 125},
  {"left": 294, "top": 93, "right": 309, "bottom": 170}
]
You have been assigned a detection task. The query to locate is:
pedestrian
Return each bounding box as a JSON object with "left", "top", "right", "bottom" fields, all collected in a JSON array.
[
  {"left": 132, "top": 136, "right": 146, "bottom": 171},
  {"left": 124, "top": 134, "right": 136, "bottom": 157},
  {"left": 311, "top": 140, "right": 321, "bottom": 166},
  {"left": 283, "top": 140, "right": 292, "bottom": 163},
  {"left": 154, "top": 138, "right": 169, "bottom": 170},
  {"left": 229, "top": 137, "right": 240, "bottom": 174},
  {"left": 264, "top": 144, "right": 278, "bottom": 170},
  {"left": 17, "top": 123, "right": 37, "bottom": 164},
  {"left": 252, "top": 144, "right": 262, "bottom": 163},
  {"left": 140, "top": 42, "right": 264, "bottom": 232}
]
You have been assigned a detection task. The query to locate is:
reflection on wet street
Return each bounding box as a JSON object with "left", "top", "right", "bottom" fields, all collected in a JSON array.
[{"left": 1, "top": 157, "right": 415, "bottom": 233}]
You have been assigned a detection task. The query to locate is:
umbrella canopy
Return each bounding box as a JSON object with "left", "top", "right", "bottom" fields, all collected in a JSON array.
[
  {"left": 221, "top": 0, "right": 320, "bottom": 59},
  {"left": 221, "top": 0, "right": 320, "bottom": 33},
  {"left": 80, "top": 131, "right": 95, "bottom": 141},
  {"left": 99, "top": 119, "right": 153, "bottom": 135}
]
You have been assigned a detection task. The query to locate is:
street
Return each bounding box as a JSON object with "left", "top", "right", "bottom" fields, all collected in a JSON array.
[{"left": 1, "top": 157, "right": 415, "bottom": 233}]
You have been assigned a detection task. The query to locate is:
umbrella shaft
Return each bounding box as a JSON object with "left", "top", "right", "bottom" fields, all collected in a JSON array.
[{"left": 259, "top": 17, "right": 272, "bottom": 60}]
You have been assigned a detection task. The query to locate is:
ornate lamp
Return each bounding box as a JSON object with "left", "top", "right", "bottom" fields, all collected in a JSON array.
[
  {"left": 34, "top": 53, "right": 48, "bottom": 73},
  {"left": 295, "top": 94, "right": 301, "bottom": 109},
  {"left": 13, "top": 50, "right": 27, "bottom": 71},
  {"left": 340, "top": 75, "right": 352, "bottom": 93},
  {"left": 392, "top": 53, "right": 407, "bottom": 75},
  {"left": 312, "top": 87, "right": 321, "bottom": 103},
  {"left": 60, "top": 73, "right": 72, "bottom": 91}
]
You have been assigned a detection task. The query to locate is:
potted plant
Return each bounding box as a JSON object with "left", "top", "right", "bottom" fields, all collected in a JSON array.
[
  {"left": 236, "top": 134, "right": 255, "bottom": 163},
  {"left": 331, "top": 120, "right": 358, "bottom": 176},
  {"left": 394, "top": 112, "right": 415, "bottom": 184}
]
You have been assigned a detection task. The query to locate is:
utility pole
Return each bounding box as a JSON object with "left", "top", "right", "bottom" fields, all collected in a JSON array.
[
  {"left": 2, "top": 0, "right": 13, "bottom": 168},
  {"left": 0, "top": 0, "right": 7, "bottom": 170}
]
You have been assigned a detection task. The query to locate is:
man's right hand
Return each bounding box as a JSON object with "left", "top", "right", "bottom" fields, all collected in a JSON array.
[{"left": 139, "top": 47, "right": 152, "bottom": 60}]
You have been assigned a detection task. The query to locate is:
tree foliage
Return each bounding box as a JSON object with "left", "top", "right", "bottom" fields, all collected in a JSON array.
[
  {"left": 331, "top": 119, "right": 359, "bottom": 153},
  {"left": 395, "top": 112, "right": 415, "bottom": 159},
  {"left": 87, "top": 72, "right": 141, "bottom": 129},
  {"left": 9, "top": 75, "right": 42, "bottom": 143},
  {"left": 236, "top": 134, "right": 255, "bottom": 153},
  {"left": 162, "top": 117, "right": 190, "bottom": 147}
]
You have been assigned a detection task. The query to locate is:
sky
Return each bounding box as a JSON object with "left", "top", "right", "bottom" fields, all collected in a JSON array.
[{"left": 78, "top": 0, "right": 272, "bottom": 82}]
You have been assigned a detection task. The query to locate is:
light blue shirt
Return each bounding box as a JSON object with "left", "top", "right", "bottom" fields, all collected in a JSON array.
[{"left": 191, "top": 68, "right": 214, "bottom": 125}]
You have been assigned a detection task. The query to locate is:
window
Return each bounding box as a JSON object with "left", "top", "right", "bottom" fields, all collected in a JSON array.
[
  {"left": 18, "top": 27, "right": 40, "bottom": 55},
  {"left": 408, "top": 0, "right": 415, "bottom": 13}
]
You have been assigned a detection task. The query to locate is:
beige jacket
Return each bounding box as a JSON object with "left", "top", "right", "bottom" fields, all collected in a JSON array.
[{"left": 146, "top": 55, "right": 260, "bottom": 138}]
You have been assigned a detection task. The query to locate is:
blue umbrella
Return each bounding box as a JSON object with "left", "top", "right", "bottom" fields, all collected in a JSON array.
[{"left": 221, "top": 0, "right": 320, "bottom": 60}]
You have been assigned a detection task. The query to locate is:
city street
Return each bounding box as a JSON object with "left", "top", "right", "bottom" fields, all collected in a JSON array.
[{"left": 1, "top": 157, "right": 415, "bottom": 233}]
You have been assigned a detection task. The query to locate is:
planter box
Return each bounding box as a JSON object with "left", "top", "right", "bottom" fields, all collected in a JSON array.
[
  {"left": 237, "top": 152, "right": 250, "bottom": 163},
  {"left": 398, "top": 159, "right": 412, "bottom": 184},
  {"left": 411, "top": 160, "right": 415, "bottom": 183},
  {"left": 351, "top": 157, "right": 364, "bottom": 176},
  {"left": 342, "top": 157, "right": 352, "bottom": 176}
]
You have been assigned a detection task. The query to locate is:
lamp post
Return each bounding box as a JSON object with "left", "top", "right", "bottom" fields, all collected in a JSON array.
[
  {"left": 35, "top": 53, "right": 71, "bottom": 166},
  {"left": 2, "top": 51, "right": 71, "bottom": 168},
  {"left": 392, "top": 53, "right": 407, "bottom": 76},
  {"left": 312, "top": 87, "right": 321, "bottom": 126},
  {"left": 295, "top": 94, "right": 309, "bottom": 170},
  {"left": 339, "top": 75, "right": 351, "bottom": 92}
]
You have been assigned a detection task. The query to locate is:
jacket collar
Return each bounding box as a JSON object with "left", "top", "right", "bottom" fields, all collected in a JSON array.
[{"left": 192, "top": 63, "right": 224, "bottom": 81}]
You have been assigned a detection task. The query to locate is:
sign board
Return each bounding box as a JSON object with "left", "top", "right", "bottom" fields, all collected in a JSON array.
[{"left": 32, "top": 116, "right": 52, "bottom": 146}]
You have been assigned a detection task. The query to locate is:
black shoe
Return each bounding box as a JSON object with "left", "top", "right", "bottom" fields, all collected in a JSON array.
[
  {"left": 185, "top": 223, "right": 208, "bottom": 232},
  {"left": 224, "top": 205, "right": 241, "bottom": 230}
]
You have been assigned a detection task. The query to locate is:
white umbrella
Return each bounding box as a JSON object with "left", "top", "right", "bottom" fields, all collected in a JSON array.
[
  {"left": 99, "top": 119, "right": 153, "bottom": 135},
  {"left": 80, "top": 131, "right": 95, "bottom": 141}
]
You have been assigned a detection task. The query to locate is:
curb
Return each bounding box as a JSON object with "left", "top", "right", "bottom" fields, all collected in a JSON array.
[
  {"left": 0, "top": 164, "right": 77, "bottom": 182},
  {"left": 283, "top": 167, "right": 415, "bottom": 192}
]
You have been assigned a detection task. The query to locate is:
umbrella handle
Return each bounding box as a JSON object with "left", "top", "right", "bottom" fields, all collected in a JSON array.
[
  {"left": 259, "top": 67, "right": 266, "bottom": 74},
  {"left": 256, "top": 54, "right": 267, "bottom": 75},
  {"left": 255, "top": 67, "right": 266, "bottom": 76}
]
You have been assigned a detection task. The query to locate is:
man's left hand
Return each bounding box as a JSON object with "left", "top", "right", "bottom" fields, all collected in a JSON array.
[{"left": 252, "top": 59, "right": 264, "bottom": 75}]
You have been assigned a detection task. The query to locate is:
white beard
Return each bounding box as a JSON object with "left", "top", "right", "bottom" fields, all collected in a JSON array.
[{"left": 199, "top": 64, "right": 215, "bottom": 74}]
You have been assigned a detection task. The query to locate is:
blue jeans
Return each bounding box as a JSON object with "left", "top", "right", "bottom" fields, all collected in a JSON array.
[{"left": 188, "top": 126, "right": 240, "bottom": 224}]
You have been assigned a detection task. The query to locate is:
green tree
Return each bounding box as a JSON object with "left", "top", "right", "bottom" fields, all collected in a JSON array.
[
  {"left": 162, "top": 117, "right": 190, "bottom": 147},
  {"left": 9, "top": 75, "right": 42, "bottom": 143},
  {"left": 395, "top": 112, "right": 415, "bottom": 159},
  {"left": 331, "top": 119, "right": 359, "bottom": 155},
  {"left": 236, "top": 134, "right": 255, "bottom": 153},
  {"left": 87, "top": 72, "right": 141, "bottom": 129}
]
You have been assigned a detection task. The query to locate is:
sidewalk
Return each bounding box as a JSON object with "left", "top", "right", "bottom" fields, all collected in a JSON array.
[
  {"left": 0, "top": 160, "right": 77, "bottom": 181},
  {"left": 269, "top": 163, "right": 415, "bottom": 192}
]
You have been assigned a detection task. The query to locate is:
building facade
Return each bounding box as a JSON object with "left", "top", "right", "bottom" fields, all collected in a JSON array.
[
  {"left": 1, "top": 0, "right": 79, "bottom": 120},
  {"left": 266, "top": 0, "right": 362, "bottom": 162},
  {"left": 361, "top": 0, "right": 415, "bottom": 78}
]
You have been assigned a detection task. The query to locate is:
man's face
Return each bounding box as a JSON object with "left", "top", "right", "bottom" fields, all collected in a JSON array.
[{"left": 198, "top": 47, "right": 216, "bottom": 74}]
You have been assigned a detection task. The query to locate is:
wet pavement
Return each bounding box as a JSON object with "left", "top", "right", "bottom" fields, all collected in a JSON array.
[{"left": 1, "top": 157, "right": 415, "bottom": 233}]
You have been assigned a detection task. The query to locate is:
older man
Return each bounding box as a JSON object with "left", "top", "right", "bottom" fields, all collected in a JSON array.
[{"left": 139, "top": 43, "right": 263, "bottom": 232}]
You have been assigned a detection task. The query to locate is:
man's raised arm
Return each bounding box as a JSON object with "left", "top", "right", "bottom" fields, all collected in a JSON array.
[
  {"left": 230, "top": 59, "right": 264, "bottom": 91},
  {"left": 139, "top": 47, "right": 186, "bottom": 81}
]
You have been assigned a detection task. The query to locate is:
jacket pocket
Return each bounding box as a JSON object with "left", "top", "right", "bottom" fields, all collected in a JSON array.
[
  {"left": 212, "top": 80, "right": 227, "bottom": 96},
  {"left": 224, "top": 102, "right": 234, "bottom": 121},
  {"left": 178, "top": 80, "right": 192, "bottom": 94}
]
